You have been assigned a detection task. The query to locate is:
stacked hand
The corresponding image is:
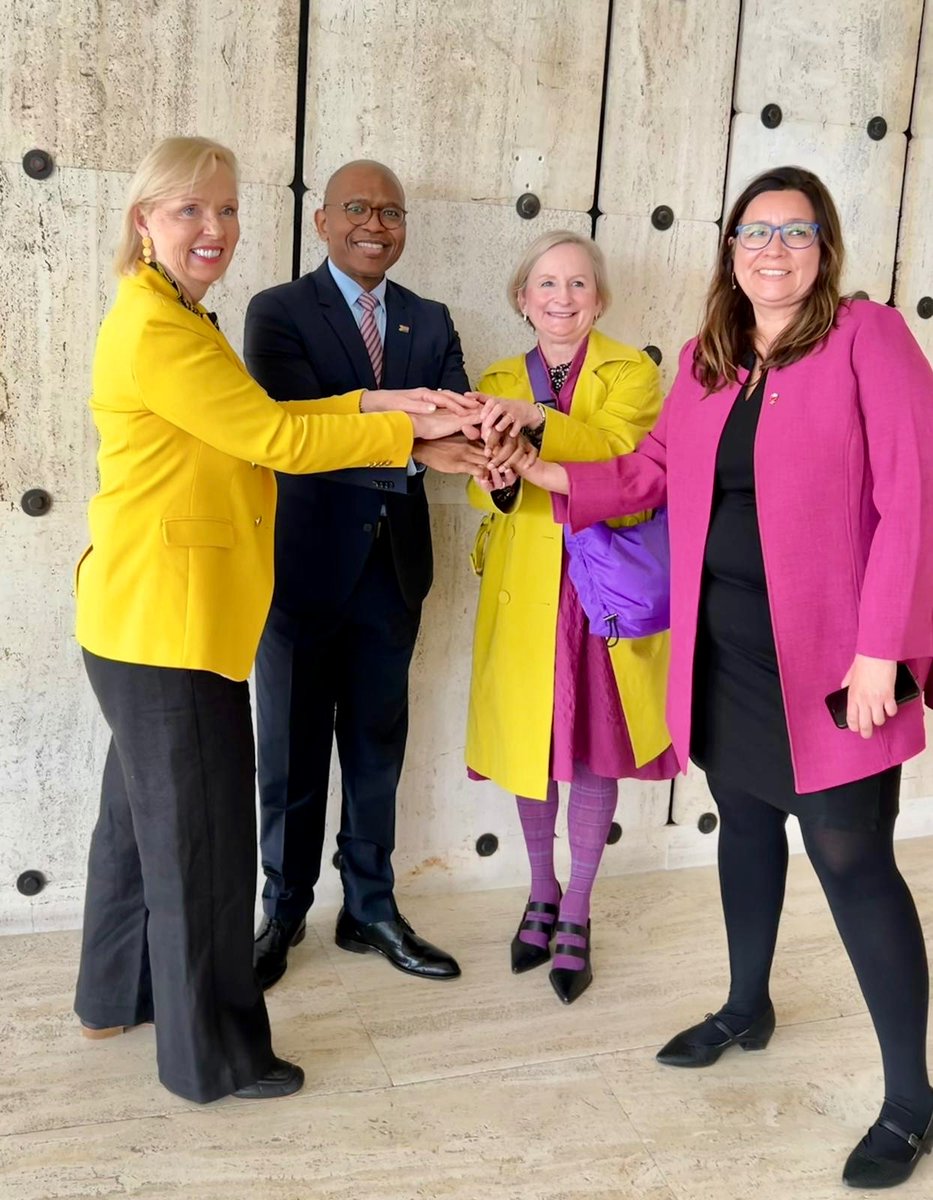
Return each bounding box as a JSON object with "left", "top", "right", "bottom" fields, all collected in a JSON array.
[{"left": 361, "top": 388, "right": 568, "bottom": 491}]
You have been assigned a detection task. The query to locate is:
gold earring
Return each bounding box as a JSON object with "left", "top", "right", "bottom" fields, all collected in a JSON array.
[{"left": 142, "top": 235, "right": 153, "bottom": 265}]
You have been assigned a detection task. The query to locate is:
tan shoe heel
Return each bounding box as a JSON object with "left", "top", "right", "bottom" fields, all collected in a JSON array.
[{"left": 80, "top": 1024, "right": 126, "bottom": 1039}]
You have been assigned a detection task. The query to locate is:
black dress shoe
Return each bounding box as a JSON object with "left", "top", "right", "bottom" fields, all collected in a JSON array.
[
  {"left": 843, "top": 1110, "right": 933, "bottom": 1189},
  {"left": 511, "top": 898, "right": 560, "bottom": 974},
  {"left": 232, "top": 1057, "right": 304, "bottom": 1100},
  {"left": 656, "top": 1003, "right": 776, "bottom": 1067},
  {"left": 253, "top": 915, "right": 307, "bottom": 991},
  {"left": 548, "top": 920, "right": 592, "bottom": 1005},
  {"left": 334, "top": 908, "right": 461, "bottom": 980}
]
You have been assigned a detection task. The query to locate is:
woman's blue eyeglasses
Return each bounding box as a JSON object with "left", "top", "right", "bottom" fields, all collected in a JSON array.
[{"left": 734, "top": 221, "right": 820, "bottom": 250}]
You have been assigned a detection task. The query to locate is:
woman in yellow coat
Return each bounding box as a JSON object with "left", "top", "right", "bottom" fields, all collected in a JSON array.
[
  {"left": 466, "top": 231, "right": 675, "bottom": 1004},
  {"left": 73, "top": 137, "right": 470, "bottom": 1104}
]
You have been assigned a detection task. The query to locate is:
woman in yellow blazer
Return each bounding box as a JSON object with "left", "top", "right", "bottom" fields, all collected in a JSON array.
[
  {"left": 74, "top": 137, "right": 471, "bottom": 1104},
  {"left": 465, "top": 231, "right": 675, "bottom": 1004}
]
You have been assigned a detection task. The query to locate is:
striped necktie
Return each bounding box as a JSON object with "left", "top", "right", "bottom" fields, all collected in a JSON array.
[{"left": 357, "top": 290, "right": 383, "bottom": 386}]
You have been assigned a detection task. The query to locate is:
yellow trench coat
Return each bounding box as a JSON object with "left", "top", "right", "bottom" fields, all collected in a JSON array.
[{"left": 465, "top": 329, "right": 672, "bottom": 800}]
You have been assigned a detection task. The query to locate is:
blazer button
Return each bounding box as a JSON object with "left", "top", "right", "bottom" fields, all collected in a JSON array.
[
  {"left": 363, "top": 522, "right": 373, "bottom": 533},
  {"left": 498, "top": 590, "right": 510, "bottom": 604},
  {"left": 254, "top": 516, "right": 262, "bottom": 526},
  {"left": 250, "top": 462, "right": 258, "bottom": 469}
]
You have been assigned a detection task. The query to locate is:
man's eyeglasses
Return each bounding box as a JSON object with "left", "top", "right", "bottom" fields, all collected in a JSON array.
[
  {"left": 324, "top": 201, "right": 407, "bottom": 230},
  {"left": 734, "top": 221, "right": 820, "bottom": 250}
]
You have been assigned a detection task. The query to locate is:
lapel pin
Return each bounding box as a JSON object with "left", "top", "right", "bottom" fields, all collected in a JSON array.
[
  {"left": 398, "top": 324, "right": 410, "bottom": 334},
  {"left": 769, "top": 391, "right": 779, "bottom": 405}
]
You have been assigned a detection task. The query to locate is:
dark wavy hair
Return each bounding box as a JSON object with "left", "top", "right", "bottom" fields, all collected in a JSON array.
[{"left": 694, "top": 165, "right": 845, "bottom": 391}]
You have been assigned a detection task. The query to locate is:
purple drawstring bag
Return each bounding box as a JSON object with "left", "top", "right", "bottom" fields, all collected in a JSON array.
[{"left": 563, "top": 510, "right": 670, "bottom": 643}]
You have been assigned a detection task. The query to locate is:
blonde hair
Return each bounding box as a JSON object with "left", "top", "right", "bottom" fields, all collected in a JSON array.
[
  {"left": 506, "top": 230, "right": 612, "bottom": 318},
  {"left": 694, "top": 165, "right": 844, "bottom": 391},
  {"left": 113, "top": 136, "right": 239, "bottom": 276}
]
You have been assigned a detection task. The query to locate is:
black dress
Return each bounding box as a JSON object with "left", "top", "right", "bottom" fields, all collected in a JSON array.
[{"left": 690, "top": 374, "right": 898, "bottom": 829}]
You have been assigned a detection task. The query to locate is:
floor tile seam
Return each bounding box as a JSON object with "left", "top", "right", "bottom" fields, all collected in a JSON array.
[{"left": 376, "top": 1043, "right": 621, "bottom": 1090}]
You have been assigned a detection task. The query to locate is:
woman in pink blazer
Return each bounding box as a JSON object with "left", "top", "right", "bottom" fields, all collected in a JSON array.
[{"left": 510, "top": 166, "right": 933, "bottom": 1189}]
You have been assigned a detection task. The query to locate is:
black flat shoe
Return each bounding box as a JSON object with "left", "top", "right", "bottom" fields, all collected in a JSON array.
[
  {"left": 656, "top": 1003, "right": 776, "bottom": 1067},
  {"left": 253, "top": 915, "right": 307, "bottom": 991},
  {"left": 548, "top": 920, "right": 592, "bottom": 1005},
  {"left": 511, "top": 898, "right": 560, "bottom": 974},
  {"left": 335, "top": 909, "right": 461, "bottom": 980},
  {"left": 232, "top": 1058, "right": 304, "bottom": 1100},
  {"left": 843, "top": 1110, "right": 933, "bottom": 1189}
]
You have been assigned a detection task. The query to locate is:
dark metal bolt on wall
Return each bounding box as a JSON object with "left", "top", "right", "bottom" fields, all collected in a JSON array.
[
  {"left": 760, "top": 103, "right": 783, "bottom": 129},
  {"left": 697, "top": 812, "right": 718, "bottom": 835},
  {"left": 606, "top": 821, "right": 622, "bottom": 845},
  {"left": 651, "top": 205, "right": 674, "bottom": 231},
  {"left": 643, "top": 345, "right": 663, "bottom": 366},
  {"left": 22, "top": 149, "right": 54, "bottom": 179},
  {"left": 16, "top": 870, "right": 46, "bottom": 896},
  {"left": 21, "top": 488, "right": 52, "bottom": 516},
  {"left": 866, "top": 116, "right": 888, "bottom": 142},
  {"left": 515, "top": 193, "right": 541, "bottom": 220},
  {"left": 917, "top": 297, "right": 933, "bottom": 320},
  {"left": 475, "top": 833, "right": 499, "bottom": 857}
]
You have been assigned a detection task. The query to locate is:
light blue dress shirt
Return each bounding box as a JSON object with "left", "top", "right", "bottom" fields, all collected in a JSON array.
[
  {"left": 326, "top": 259, "right": 421, "bottom": 478},
  {"left": 327, "top": 258, "right": 388, "bottom": 340}
]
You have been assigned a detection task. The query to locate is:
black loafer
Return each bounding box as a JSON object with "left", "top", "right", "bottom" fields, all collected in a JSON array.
[
  {"left": 548, "top": 920, "right": 592, "bottom": 1005},
  {"left": 335, "top": 909, "right": 460, "bottom": 980},
  {"left": 843, "top": 1110, "right": 933, "bottom": 1189},
  {"left": 511, "top": 898, "right": 560, "bottom": 974},
  {"left": 253, "top": 915, "right": 307, "bottom": 991},
  {"left": 232, "top": 1057, "right": 304, "bottom": 1100},
  {"left": 656, "top": 1003, "right": 776, "bottom": 1067}
]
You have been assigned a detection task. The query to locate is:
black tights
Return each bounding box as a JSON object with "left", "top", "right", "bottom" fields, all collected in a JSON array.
[{"left": 710, "top": 773, "right": 931, "bottom": 1119}]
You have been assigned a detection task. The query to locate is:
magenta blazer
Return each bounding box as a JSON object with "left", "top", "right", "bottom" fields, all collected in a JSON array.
[{"left": 565, "top": 301, "right": 933, "bottom": 793}]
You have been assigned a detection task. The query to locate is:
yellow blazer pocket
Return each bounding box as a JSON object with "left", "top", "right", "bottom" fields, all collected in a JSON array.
[
  {"left": 161, "top": 517, "right": 235, "bottom": 548},
  {"left": 74, "top": 544, "right": 93, "bottom": 595},
  {"left": 470, "top": 514, "right": 495, "bottom": 577}
]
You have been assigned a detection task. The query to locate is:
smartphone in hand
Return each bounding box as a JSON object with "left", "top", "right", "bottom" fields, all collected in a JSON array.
[{"left": 825, "top": 662, "right": 921, "bottom": 730}]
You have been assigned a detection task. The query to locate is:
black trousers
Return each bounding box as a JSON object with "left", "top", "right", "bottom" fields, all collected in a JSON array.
[
  {"left": 256, "top": 528, "right": 421, "bottom": 924},
  {"left": 76, "top": 650, "right": 274, "bottom": 1103}
]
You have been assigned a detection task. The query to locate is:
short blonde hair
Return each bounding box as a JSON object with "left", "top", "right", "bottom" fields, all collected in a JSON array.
[
  {"left": 113, "top": 136, "right": 239, "bottom": 276},
  {"left": 506, "top": 230, "right": 612, "bottom": 318}
]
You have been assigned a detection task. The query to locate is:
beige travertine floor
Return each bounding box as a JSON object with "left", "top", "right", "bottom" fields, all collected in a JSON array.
[{"left": 2, "top": 840, "right": 933, "bottom": 1200}]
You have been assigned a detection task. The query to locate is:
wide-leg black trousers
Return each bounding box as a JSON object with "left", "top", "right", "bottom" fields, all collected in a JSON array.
[{"left": 75, "top": 650, "right": 275, "bottom": 1103}]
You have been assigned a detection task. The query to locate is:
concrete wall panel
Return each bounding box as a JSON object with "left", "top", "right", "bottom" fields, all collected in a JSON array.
[
  {"left": 1, "top": 1, "right": 298, "bottom": 183},
  {"left": 893, "top": 139, "right": 933, "bottom": 357},
  {"left": 600, "top": 0, "right": 740, "bottom": 221},
  {"left": 596, "top": 215, "right": 720, "bottom": 388},
  {"left": 304, "top": 0, "right": 608, "bottom": 210},
  {"left": 735, "top": 0, "right": 924, "bottom": 131},
  {"left": 912, "top": 5, "right": 933, "bottom": 135}
]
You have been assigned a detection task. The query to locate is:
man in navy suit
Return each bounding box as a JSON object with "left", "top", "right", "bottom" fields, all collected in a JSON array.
[{"left": 244, "top": 161, "right": 483, "bottom": 988}]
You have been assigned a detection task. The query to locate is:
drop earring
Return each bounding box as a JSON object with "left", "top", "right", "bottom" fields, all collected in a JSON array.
[
  {"left": 142, "top": 235, "right": 153, "bottom": 266},
  {"left": 522, "top": 311, "right": 529, "bottom": 325},
  {"left": 731, "top": 271, "right": 737, "bottom": 291}
]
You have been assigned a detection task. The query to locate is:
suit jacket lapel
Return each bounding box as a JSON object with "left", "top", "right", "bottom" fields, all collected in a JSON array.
[
  {"left": 383, "top": 283, "right": 413, "bottom": 388},
  {"left": 308, "top": 261, "right": 378, "bottom": 388}
]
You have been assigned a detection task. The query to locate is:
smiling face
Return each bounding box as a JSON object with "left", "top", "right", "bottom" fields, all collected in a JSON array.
[
  {"left": 519, "top": 241, "right": 602, "bottom": 358},
  {"left": 134, "top": 162, "right": 239, "bottom": 303},
  {"left": 731, "top": 189, "right": 821, "bottom": 330},
  {"left": 314, "top": 163, "right": 406, "bottom": 289}
]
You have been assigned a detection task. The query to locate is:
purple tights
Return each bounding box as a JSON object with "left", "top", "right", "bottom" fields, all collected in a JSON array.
[{"left": 515, "top": 763, "right": 618, "bottom": 971}]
